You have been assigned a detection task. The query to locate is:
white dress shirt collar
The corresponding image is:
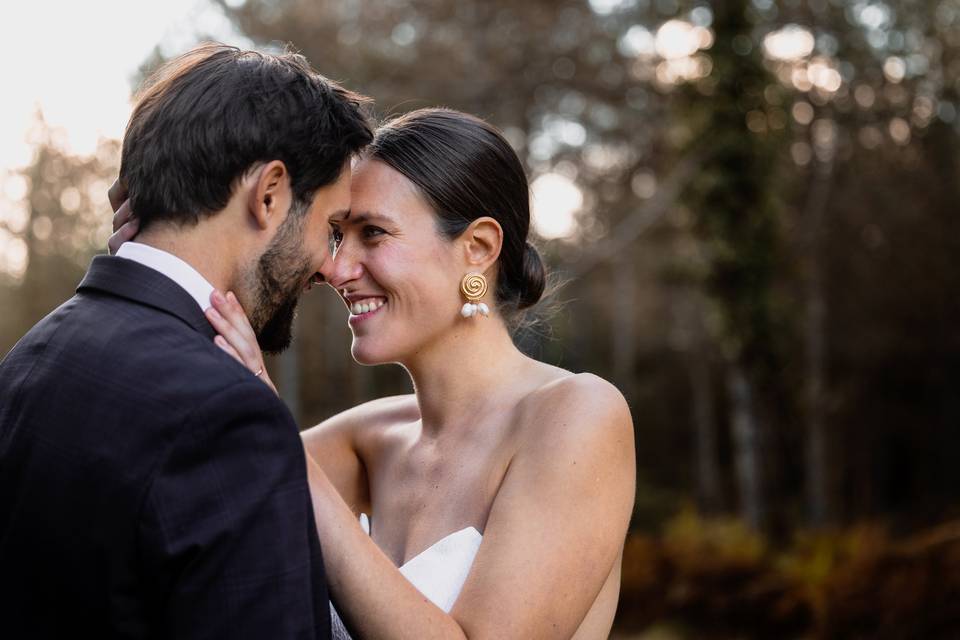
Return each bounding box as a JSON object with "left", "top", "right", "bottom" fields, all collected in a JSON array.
[{"left": 115, "top": 241, "right": 215, "bottom": 312}]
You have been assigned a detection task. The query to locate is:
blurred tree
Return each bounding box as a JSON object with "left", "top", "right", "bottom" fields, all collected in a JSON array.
[
  {"left": 180, "top": 0, "right": 960, "bottom": 531},
  {"left": 5, "top": 0, "right": 960, "bottom": 551},
  {"left": 678, "top": 1, "right": 792, "bottom": 531},
  {"left": 756, "top": 0, "right": 960, "bottom": 527},
  {"left": 0, "top": 116, "right": 117, "bottom": 350},
  {"left": 1, "top": 3, "right": 958, "bottom": 634}
]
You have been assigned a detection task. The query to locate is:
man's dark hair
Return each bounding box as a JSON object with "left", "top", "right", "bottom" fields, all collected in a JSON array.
[{"left": 120, "top": 43, "right": 373, "bottom": 230}]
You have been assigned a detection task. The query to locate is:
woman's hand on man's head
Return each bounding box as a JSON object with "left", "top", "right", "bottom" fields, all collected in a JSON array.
[{"left": 107, "top": 178, "right": 138, "bottom": 255}]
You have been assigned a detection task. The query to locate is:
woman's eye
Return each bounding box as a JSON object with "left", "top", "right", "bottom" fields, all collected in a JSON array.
[{"left": 363, "top": 226, "right": 386, "bottom": 239}]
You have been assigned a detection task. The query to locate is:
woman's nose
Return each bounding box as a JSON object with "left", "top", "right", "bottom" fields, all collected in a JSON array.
[{"left": 322, "top": 243, "right": 363, "bottom": 289}]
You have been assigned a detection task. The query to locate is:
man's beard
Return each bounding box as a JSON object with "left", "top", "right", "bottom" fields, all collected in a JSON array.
[{"left": 246, "top": 203, "right": 313, "bottom": 355}]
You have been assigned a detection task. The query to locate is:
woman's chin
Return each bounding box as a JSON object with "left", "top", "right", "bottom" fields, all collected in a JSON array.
[{"left": 350, "top": 340, "right": 392, "bottom": 366}]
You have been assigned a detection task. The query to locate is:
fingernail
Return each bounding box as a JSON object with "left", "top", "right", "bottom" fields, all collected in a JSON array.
[
  {"left": 207, "top": 308, "right": 222, "bottom": 321},
  {"left": 212, "top": 290, "right": 225, "bottom": 304},
  {"left": 227, "top": 291, "right": 236, "bottom": 303}
]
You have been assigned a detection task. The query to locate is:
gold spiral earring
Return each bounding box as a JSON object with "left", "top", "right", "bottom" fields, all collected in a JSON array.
[{"left": 460, "top": 273, "right": 490, "bottom": 318}]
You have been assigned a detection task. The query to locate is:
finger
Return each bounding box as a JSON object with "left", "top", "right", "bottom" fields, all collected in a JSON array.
[
  {"left": 257, "top": 371, "right": 279, "bottom": 396},
  {"left": 108, "top": 178, "right": 128, "bottom": 213},
  {"left": 107, "top": 218, "right": 139, "bottom": 255},
  {"left": 211, "top": 291, "right": 260, "bottom": 353},
  {"left": 206, "top": 306, "right": 263, "bottom": 372},
  {"left": 213, "top": 335, "right": 245, "bottom": 366},
  {"left": 216, "top": 329, "right": 275, "bottom": 394},
  {"left": 224, "top": 291, "right": 260, "bottom": 344},
  {"left": 209, "top": 309, "right": 257, "bottom": 369},
  {"left": 112, "top": 200, "right": 133, "bottom": 232}
]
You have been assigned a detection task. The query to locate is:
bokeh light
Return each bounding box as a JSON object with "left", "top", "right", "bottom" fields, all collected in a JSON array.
[{"left": 531, "top": 173, "right": 583, "bottom": 240}]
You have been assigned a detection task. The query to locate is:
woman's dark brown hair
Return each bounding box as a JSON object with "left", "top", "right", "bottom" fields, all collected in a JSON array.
[{"left": 368, "top": 108, "right": 546, "bottom": 312}]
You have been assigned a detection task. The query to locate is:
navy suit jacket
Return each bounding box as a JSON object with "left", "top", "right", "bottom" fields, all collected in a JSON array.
[{"left": 0, "top": 255, "right": 331, "bottom": 639}]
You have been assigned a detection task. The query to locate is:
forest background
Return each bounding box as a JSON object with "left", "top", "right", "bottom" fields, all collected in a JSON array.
[{"left": 2, "top": 1, "right": 958, "bottom": 637}]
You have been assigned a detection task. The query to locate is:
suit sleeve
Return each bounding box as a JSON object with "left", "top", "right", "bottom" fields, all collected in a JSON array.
[{"left": 138, "top": 380, "right": 327, "bottom": 640}]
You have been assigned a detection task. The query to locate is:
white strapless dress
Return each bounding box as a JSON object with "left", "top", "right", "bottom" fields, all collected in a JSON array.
[{"left": 330, "top": 513, "right": 483, "bottom": 640}]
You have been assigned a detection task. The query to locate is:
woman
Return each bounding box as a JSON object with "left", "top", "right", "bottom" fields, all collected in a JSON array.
[{"left": 139, "top": 108, "right": 635, "bottom": 638}]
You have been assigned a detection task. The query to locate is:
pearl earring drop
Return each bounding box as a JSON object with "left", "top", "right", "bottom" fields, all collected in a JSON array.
[
  {"left": 460, "top": 273, "right": 490, "bottom": 318},
  {"left": 460, "top": 301, "right": 490, "bottom": 318}
]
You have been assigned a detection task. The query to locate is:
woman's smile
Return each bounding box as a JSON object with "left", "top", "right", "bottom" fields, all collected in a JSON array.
[{"left": 345, "top": 295, "right": 388, "bottom": 325}]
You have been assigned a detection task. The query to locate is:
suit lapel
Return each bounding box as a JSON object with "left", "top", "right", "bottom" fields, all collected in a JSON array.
[{"left": 77, "top": 255, "right": 218, "bottom": 340}]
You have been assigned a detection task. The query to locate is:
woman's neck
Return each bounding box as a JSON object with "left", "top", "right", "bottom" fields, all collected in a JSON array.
[{"left": 403, "top": 314, "right": 529, "bottom": 436}]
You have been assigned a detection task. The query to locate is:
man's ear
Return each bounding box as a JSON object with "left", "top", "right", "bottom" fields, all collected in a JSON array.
[
  {"left": 461, "top": 216, "right": 503, "bottom": 272},
  {"left": 247, "top": 160, "right": 291, "bottom": 230}
]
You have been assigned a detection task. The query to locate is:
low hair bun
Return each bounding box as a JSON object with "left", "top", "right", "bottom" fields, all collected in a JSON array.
[{"left": 517, "top": 241, "right": 546, "bottom": 310}]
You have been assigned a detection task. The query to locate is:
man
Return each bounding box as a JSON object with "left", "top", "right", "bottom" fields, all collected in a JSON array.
[{"left": 0, "top": 43, "right": 372, "bottom": 638}]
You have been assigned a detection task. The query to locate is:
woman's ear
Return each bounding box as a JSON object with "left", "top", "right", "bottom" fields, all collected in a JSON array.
[
  {"left": 461, "top": 216, "right": 503, "bottom": 271},
  {"left": 247, "top": 160, "right": 290, "bottom": 230}
]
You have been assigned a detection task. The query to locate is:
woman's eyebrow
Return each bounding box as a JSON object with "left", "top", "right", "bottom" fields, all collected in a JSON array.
[{"left": 343, "top": 211, "right": 395, "bottom": 225}]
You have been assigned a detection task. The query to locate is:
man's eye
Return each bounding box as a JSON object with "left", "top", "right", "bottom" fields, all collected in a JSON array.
[{"left": 329, "top": 227, "right": 344, "bottom": 252}]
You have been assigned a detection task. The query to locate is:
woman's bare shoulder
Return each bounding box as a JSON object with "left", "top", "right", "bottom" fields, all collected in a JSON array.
[
  {"left": 516, "top": 368, "right": 633, "bottom": 452},
  {"left": 301, "top": 394, "right": 419, "bottom": 445}
]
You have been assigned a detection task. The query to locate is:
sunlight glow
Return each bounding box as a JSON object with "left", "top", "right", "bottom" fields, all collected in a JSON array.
[
  {"left": 763, "top": 25, "right": 815, "bottom": 61},
  {"left": 531, "top": 173, "right": 584, "bottom": 240},
  {"left": 883, "top": 56, "right": 907, "bottom": 83},
  {"left": 857, "top": 3, "right": 892, "bottom": 30},
  {"left": 655, "top": 20, "right": 711, "bottom": 60},
  {"left": 589, "top": 0, "right": 636, "bottom": 15},
  {"left": 889, "top": 117, "right": 911, "bottom": 145},
  {"left": 619, "top": 25, "right": 656, "bottom": 57},
  {"left": 0, "top": 0, "right": 249, "bottom": 174},
  {"left": 0, "top": 229, "right": 28, "bottom": 281},
  {"left": 806, "top": 59, "right": 843, "bottom": 92},
  {"left": 0, "top": 0, "right": 251, "bottom": 278},
  {"left": 656, "top": 56, "right": 712, "bottom": 84}
]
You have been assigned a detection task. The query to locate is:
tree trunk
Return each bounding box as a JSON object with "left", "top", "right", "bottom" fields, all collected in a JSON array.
[
  {"left": 679, "top": 289, "right": 723, "bottom": 513},
  {"left": 728, "top": 364, "right": 764, "bottom": 529},
  {"left": 803, "top": 153, "right": 834, "bottom": 526},
  {"left": 690, "top": 342, "right": 722, "bottom": 513},
  {"left": 611, "top": 252, "right": 637, "bottom": 399}
]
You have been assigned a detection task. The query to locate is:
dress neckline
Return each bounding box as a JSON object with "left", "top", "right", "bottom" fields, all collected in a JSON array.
[{"left": 360, "top": 513, "right": 483, "bottom": 569}]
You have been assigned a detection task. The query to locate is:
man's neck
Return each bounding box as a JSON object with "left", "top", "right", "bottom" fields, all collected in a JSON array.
[{"left": 134, "top": 225, "right": 238, "bottom": 294}]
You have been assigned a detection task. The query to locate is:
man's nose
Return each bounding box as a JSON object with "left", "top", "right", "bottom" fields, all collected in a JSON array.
[{"left": 316, "top": 254, "right": 334, "bottom": 284}]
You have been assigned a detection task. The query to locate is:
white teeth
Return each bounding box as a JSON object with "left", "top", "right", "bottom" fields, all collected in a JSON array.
[{"left": 350, "top": 298, "right": 386, "bottom": 315}]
